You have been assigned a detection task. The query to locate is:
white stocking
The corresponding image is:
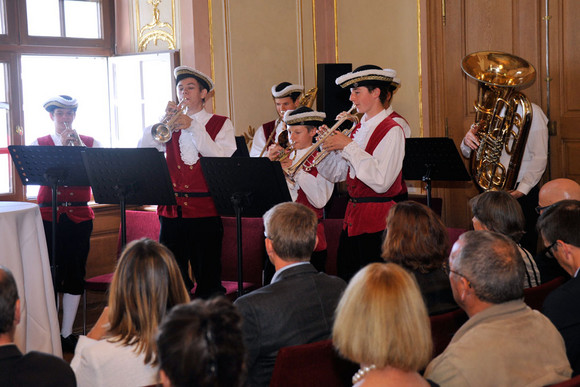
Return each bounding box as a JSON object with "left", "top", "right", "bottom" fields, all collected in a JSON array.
[{"left": 61, "top": 293, "right": 81, "bottom": 337}]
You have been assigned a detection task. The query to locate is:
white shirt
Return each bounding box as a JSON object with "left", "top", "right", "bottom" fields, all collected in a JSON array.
[
  {"left": 287, "top": 147, "right": 334, "bottom": 208},
  {"left": 139, "top": 108, "right": 237, "bottom": 164},
  {"left": 317, "top": 106, "right": 407, "bottom": 194},
  {"left": 249, "top": 119, "right": 286, "bottom": 157},
  {"left": 460, "top": 103, "right": 548, "bottom": 195}
]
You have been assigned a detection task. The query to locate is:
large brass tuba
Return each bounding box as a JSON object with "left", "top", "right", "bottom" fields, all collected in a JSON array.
[{"left": 462, "top": 51, "right": 536, "bottom": 191}]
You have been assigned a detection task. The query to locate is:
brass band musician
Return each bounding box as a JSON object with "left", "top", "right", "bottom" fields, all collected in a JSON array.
[
  {"left": 249, "top": 82, "right": 303, "bottom": 157},
  {"left": 267, "top": 106, "right": 334, "bottom": 273},
  {"left": 31, "top": 95, "right": 102, "bottom": 352},
  {"left": 139, "top": 66, "right": 237, "bottom": 297},
  {"left": 316, "top": 65, "right": 411, "bottom": 282}
]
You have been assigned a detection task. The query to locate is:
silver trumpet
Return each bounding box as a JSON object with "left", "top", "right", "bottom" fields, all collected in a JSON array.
[
  {"left": 63, "top": 122, "right": 86, "bottom": 147},
  {"left": 151, "top": 101, "right": 188, "bottom": 143}
]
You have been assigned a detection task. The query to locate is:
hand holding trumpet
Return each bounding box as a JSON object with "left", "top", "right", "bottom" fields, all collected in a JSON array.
[
  {"left": 163, "top": 100, "right": 192, "bottom": 131},
  {"left": 61, "top": 122, "right": 86, "bottom": 146}
]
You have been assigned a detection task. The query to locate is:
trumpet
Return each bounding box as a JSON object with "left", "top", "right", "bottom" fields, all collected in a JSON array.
[
  {"left": 63, "top": 122, "right": 86, "bottom": 147},
  {"left": 151, "top": 101, "right": 188, "bottom": 143},
  {"left": 271, "top": 128, "right": 296, "bottom": 162},
  {"left": 285, "top": 104, "right": 359, "bottom": 181},
  {"left": 259, "top": 110, "right": 287, "bottom": 157}
]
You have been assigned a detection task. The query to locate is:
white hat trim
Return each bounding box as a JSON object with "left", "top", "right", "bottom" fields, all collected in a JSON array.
[
  {"left": 43, "top": 96, "right": 78, "bottom": 110},
  {"left": 335, "top": 68, "right": 398, "bottom": 88},
  {"left": 174, "top": 66, "right": 215, "bottom": 92},
  {"left": 271, "top": 84, "right": 304, "bottom": 98},
  {"left": 284, "top": 110, "right": 326, "bottom": 125}
]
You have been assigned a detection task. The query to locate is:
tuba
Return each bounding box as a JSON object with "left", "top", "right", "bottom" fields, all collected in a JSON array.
[{"left": 461, "top": 51, "right": 536, "bottom": 191}]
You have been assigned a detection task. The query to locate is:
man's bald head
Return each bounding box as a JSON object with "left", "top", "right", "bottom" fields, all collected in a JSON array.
[{"left": 539, "top": 178, "right": 580, "bottom": 208}]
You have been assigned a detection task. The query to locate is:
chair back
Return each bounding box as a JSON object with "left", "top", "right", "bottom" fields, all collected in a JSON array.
[
  {"left": 117, "top": 210, "right": 160, "bottom": 255},
  {"left": 429, "top": 308, "right": 468, "bottom": 357},
  {"left": 523, "top": 276, "right": 566, "bottom": 310},
  {"left": 269, "top": 339, "right": 358, "bottom": 387}
]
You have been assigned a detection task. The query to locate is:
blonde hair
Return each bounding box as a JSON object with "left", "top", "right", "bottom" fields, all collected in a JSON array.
[
  {"left": 333, "top": 263, "right": 432, "bottom": 370},
  {"left": 107, "top": 238, "right": 190, "bottom": 365}
]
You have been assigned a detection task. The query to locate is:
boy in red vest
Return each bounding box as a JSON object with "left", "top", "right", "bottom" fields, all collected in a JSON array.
[
  {"left": 317, "top": 65, "right": 410, "bottom": 281},
  {"left": 249, "top": 82, "right": 303, "bottom": 157},
  {"left": 32, "top": 95, "right": 101, "bottom": 351},
  {"left": 139, "top": 66, "right": 236, "bottom": 297}
]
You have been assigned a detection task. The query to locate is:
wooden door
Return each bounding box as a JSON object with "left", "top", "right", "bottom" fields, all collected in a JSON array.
[{"left": 423, "top": 0, "right": 580, "bottom": 228}]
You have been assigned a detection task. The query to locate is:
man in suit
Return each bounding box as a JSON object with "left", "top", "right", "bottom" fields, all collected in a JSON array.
[
  {"left": 424, "top": 230, "right": 571, "bottom": 386},
  {"left": 0, "top": 266, "right": 76, "bottom": 386},
  {"left": 538, "top": 200, "right": 580, "bottom": 376},
  {"left": 234, "top": 202, "right": 346, "bottom": 387},
  {"left": 535, "top": 178, "right": 580, "bottom": 283}
]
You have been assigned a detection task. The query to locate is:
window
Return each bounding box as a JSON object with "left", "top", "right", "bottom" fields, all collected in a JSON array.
[{"left": 0, "top": 1, "right": 177, "bottom": 201}]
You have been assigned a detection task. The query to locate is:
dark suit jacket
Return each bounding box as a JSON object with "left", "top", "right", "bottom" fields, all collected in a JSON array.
[
  {"left": 0, "top": 344, "right": 76, "bottom": 386},
  {"left": 234, "top": 263, "right": 346, "bottom": 387},
  {"left": 543, "top": 275, "right": 580, "bottom": 376}
]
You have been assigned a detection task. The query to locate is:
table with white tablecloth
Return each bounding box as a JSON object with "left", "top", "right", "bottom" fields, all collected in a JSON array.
[{"left": 0, "top": 201, "right": 62, "bottom": 357}]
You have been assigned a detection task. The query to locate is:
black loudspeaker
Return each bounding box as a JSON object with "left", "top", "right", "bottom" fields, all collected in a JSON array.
[{"left": 317, "top": 63, "right": 352, "bottom": 127}]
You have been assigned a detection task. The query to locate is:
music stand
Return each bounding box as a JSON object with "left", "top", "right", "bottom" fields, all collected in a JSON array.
[
  {"left": 8, "top": 145, "right": 90, "bottom": 290},
  {"left": 403, "top": 138, "right": 470, "bottom": 208},
  {"left": 81, "top": 148, "right": 176, "bottom": 247},
  {"left": 201, "top": 157, "right": 292, "bottom": 297}
]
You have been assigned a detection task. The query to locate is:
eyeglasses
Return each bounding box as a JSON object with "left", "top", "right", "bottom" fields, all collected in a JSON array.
[
  {"left": 544, "top": 241, "right": 558, "bottom": 259},
  {"left": 535, "top": 204, "right": 551, "bottom": 214},
  {"left": 442, "top": 263, "right": 472, "bottom": 287}
]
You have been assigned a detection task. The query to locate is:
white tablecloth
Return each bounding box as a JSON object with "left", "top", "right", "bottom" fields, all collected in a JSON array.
[{"left": 0, "top": 201, "right": 62, "bottom": 357}]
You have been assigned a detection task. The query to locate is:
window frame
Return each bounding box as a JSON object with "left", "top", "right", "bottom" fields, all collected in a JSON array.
[{"left": 0, "top": 0, "right": 114, "bottom": 202}]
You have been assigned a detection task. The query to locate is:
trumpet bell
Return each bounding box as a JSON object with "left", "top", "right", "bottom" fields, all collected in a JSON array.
[{"left": 151, "top": 123, "right": 172, "bottom": 143}]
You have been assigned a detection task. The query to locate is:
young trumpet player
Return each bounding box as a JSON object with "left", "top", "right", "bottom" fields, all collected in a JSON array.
[
  {"left": 139, "top": 66, "right": 237, "bottom": 298},
  {"left": 266, "top": 107, "right": 334, "bottom": 273},
  {"left": 317, "top": 65, "right": 411, "bottom": 282},
  {"left": 249, "top": 82, "right": 303, "bottom": 157},
  {"left": 31, "top": 95, "right": 102, "bottom": 352}
]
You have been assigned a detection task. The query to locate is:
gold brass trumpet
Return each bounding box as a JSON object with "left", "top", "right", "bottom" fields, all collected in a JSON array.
[
  {"left": 285, "top": 104, "right": 359, "bottom": 181},
  {"left": 151, "top": 101, "right": 188, "bottom": 143},
  {"left": 63, "top": 122, "right": 86, "bottom": 147},
  {"left": 272, "top": 129, "right": 296, "bottom": 162}
]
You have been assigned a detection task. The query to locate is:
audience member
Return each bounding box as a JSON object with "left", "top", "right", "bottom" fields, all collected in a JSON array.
[
  {"left": 234, "top": 202, "right": 346, "bottom": 387},
  {"left": 71, "top": 239, "right": 190, "bottom": 386},
  {"left": 156, "top": 297, "right": 245, "bottom": 387},
  {"left": 536, "top": 178, "right": 580, "bottom": 282},
  {"left": 381, "top": 201, "right": 457, "bottom": 315},
  {"left": 470, "top": 190, "right": 540, "bottom": 287},
  {"left": 333, "top": 263, "right": 435, "bottom": 387},
  {"left": 538, "top": 200, "right": 580, "bottom": 376},
  {"left": 0, "top": 265, "right": 76, "bottom": 387},
  {"left": 424, "top": 231, "right": 571, "bottom": 386}
]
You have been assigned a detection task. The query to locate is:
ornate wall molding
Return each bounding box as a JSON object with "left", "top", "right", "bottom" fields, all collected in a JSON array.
[{"left": 135, "top": 0, "right": 178, "bottom": 52}]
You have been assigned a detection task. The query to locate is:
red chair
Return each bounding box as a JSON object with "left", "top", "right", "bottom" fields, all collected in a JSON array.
[
  {"left": 429, "top": 308, "right": 468, "bottom": 357},
  {"left": 548, "top": 374, "right": 580, "bottom": 387},
  {"left": 269, "top": 339, "right": 358, "bottom": 387},
  {"left": 523, "top": 276, "right": 566, "bottom": 311},
  {"left": 322, "top": 218, "right": 344, "bottom": 277},
  {"left": 201, "top": 216, "right": 266, "bottom": 301}
]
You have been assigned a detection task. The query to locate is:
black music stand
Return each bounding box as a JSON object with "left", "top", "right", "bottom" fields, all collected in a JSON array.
[
  {"left": 201, "top": 157, "right": 292, "bottom": 297},
  {"left": 8, "top": 145, "right": 90, "bottom": 290},
  {"left": 403, "top": 137, "right": 470, "bottom": 208},
  {"left": 81, "top": 148, "right": 176, "bottom": 247}
]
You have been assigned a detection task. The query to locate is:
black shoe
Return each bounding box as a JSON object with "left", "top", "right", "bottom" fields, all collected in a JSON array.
[{"left": 61, "top": 334, "right": 79, "bottom": 352}]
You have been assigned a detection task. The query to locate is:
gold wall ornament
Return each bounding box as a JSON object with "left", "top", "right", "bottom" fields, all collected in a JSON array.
[
  {"left": 136, "top": 0, "right": 177, "bottom": 52},
  {"left": 243, "top": 125, "right": 256, "bottom": 147}
]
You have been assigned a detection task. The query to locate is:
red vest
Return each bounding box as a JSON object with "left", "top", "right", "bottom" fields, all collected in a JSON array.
[
  {"left": 36, "top": 135, "right": 95, "bottom": 223},
  {"left": 262, "top": 120, "right": 276, "bottom": 142},
  {"left": 295, "top": 151, "right": 327, "bottom": 251},
  {"left": 158, "top": 115, "right": 228, "bottom": 219},
  {"left": 344, "top": 115, "right": 407, "bottom": 236}
]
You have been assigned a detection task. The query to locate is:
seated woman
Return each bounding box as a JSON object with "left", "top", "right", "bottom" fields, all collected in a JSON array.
[
  {"left": 157, "top": 297, "right": 245, "bottom": 387},
  {"left": 71, "top": 238, "right": 190, "bottom": 386},
  {"left": 381, "top": 201, "right": 457, "bottom": 315},
  {"left": 470, "top": 190, "right": 540, "bottom": 288},
  {"left": 333, "top": 263, "right": 436, "bottom": 387}
]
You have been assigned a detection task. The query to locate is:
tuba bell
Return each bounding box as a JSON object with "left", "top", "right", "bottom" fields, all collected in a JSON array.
[{"left": 461, "top": 51, "right": 536, "bottom": 192}]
